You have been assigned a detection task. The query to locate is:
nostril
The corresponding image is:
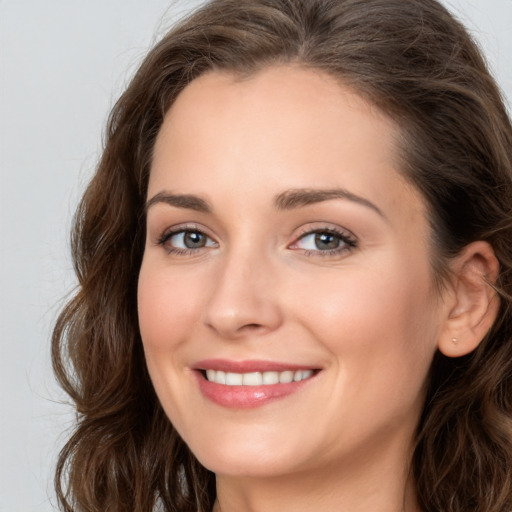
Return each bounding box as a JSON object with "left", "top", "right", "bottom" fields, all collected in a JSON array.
[{"left": 239, "top": 323, "right": 266, "bottom": 333}]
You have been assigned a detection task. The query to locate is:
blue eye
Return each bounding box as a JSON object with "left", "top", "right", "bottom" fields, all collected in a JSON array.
[
  {"left": 294, "top": 229, "right": 357, "bottom": 254},
  {"left": 159, "top": 228, "right": 217, "bottom": 254},
  {"left": 300, "top": 232, "right": 342, "bottom": 250},
  {"left": 170, "top": 231, "right": 210, "bottom": 249}
]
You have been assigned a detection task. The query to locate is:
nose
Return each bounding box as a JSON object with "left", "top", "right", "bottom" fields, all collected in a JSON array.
[{"left": 201, "top": 248, "right": 283, "bottom": 340}]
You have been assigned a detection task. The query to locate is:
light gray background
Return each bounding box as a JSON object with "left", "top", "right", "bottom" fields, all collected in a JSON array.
[{"left": 1, "top": 1, "right": 511, "bottom": 510}]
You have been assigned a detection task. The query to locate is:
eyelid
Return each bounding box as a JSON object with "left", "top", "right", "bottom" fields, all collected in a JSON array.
[
  {"left": 152, "top": 221, "right": 357, "bottom": 258},
  {"left": 155, "top": 222, "right": 210, "bottom": 241},
  {"left": 289, "top": 223, "right": 358, "bottom": 255},
  {"left": 155, "top": 223, "right": 219, "bottom": 253}
]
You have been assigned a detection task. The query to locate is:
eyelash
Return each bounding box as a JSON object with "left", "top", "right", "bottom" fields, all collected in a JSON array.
[
  {"left": 157, "top": 225, "right": 217, "bottom": 256},
  {"left": 156, "top": 225, "right": 358, "bottom": 257},
  {"left": 293, "top": 226, "right": 357, "bottom": 257}
]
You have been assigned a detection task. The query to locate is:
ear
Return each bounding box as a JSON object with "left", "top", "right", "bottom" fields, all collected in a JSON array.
[{"left": 438, "top": 241, "right": 500, "bottom": 358}]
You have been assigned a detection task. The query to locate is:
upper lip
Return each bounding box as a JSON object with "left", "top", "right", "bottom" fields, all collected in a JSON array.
[{"left": 193, "top": 359, "right": 319, "bottom": 373}]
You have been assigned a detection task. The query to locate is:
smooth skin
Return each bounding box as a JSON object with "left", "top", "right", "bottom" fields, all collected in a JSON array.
[{"left": 138, "top": 66, "right": 499, "bottom": 512}]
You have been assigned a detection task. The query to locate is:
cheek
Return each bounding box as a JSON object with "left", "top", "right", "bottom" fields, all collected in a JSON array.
[
  {"left": 300, "top": 266, "right": 439, "bottom": 443},
  {"left": 319, "top": 252, "right": 434, "bottom": 330},
  {"left": 137, "top": 261, "right": 202, "bottom": 430},
  {"left": 137, "top": 261, "right": 201, "bottom": 355},
  {"left": 290, "top": 255, "right": 439, "bottom": 383}
]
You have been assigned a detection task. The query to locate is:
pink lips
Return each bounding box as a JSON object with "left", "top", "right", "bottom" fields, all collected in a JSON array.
[{"left": 193, "top": 359, "right": 318, "bottom": 409}]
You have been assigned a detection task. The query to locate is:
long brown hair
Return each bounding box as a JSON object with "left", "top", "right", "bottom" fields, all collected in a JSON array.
[{"left": 52, "top": 0, "right": 512, "bottom": 510}]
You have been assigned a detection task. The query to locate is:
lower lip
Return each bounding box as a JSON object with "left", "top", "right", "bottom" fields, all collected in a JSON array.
[{"left": 195, "top": 372, "right": 315, "bottom": 409}]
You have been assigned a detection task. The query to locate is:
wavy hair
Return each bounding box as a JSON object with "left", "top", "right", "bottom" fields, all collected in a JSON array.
[{"left": 52, "top": 0, "right": 512, "bottom": 510}]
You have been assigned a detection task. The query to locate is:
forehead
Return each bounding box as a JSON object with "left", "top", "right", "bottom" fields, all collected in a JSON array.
[
  {"left": 149, "top": 65, "right": 426, "bottom": 227},
  {"left": 155, "top": 66, "right": 398, "bottom": 166}
]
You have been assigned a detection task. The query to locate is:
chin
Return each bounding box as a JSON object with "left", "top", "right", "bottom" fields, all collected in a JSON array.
[{"left": 183, "top": 428, "right": 312, "bottom": 478}]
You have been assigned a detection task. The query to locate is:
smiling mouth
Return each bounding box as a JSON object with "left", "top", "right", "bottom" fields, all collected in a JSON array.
[
  {"left": 203, "top": 369, "right": 316, "bottom": 386},
  {"left": 195, "top": 363, "right": 320, "bottom": 408}
]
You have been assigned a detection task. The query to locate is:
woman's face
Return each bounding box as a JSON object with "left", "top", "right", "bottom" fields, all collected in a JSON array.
[{"left": 138, "top": 66, "right": 447, "bottom": 479}]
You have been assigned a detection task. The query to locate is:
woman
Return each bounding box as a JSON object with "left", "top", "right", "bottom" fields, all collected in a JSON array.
[{"left": 52, "top": 0, "right": 512, "bottom": 511}]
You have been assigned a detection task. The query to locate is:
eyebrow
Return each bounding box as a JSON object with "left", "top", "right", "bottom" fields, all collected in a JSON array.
[
  {"left": 145, "top": 187, "right": 385, "bottom": 219},
  {"left": 144, "top": 191, "right": 211, "bottom": 213},
  {"left": 274, "top": 188, "right": 385, "bottom": 218}
]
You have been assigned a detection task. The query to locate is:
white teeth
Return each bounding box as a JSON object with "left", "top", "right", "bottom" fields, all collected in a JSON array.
[
  {"left": 242, "top": 372, "right": 263, "bottom": 386},
  {"left": 262, "top": 371, "right": 279, "bottom": 385},
  {"left": 279, "top": 370, "right": 294, "bottom": 383},
  {"left": 204, "top": 369, "right": 315, "bottom": 386},
  {"left": 225, "top": 372, "right": 243, "bottom": 385}
]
